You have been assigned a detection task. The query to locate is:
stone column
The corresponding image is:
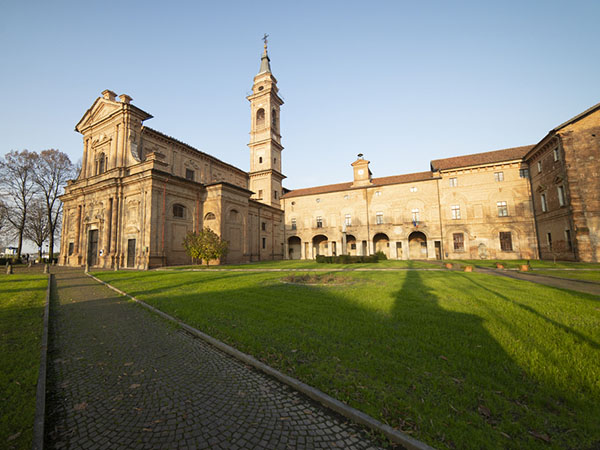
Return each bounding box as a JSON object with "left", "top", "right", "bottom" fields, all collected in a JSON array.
[
  {"left": 300, "top": 241, "right": 306, "bottom": 260},
  {"left": 284, "top": 242, "right": 289, "bottom": 260}
]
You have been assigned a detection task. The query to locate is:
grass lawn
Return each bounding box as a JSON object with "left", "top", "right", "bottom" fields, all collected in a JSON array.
[
  {"left": 530, "top": 269, "right": 600, "bottom": 283},
  {"left": 94, "top": 269, "right": 600, "bottom": 450},
  {"left": 165, "top": 259, "right": 438, "bottom": 270},
  {"left": 0, "top": 274, "right": 47, "bottom": 450}
]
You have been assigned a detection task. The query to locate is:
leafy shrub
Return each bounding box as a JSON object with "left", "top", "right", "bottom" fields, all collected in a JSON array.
[
  {"left": 315, "top": 254, "right": 379, "bottom": 264},
  {"left": 375, "top": 251, "right": 388, "bottom": 261}
]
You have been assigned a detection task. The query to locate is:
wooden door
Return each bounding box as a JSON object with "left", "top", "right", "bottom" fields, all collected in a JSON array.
[
  {"left": 88, "top": 230, "right": 99, "bottom": 267},
  {"left": 127, "top": 239, "right": 136, "bottom": 268}
]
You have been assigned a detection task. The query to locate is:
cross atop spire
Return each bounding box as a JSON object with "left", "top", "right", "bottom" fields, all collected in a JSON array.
[{"left": 258, "top": 33, "right": 271, "bottom": 74}]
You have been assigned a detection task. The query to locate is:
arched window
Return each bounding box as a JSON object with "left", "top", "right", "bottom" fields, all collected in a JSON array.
[
  {"left": 229, "top": 209, "right": 239, "bottom": 222},
  {"left": 204, "top": 212, "right": 216, "bottom": 221},
  {"left": 272, "top": 108, "right": 277, "bottom": 128},
  {"left": 256, "top": 108, "right": 265, "bottom": 127},
  {"left": 259, "top": 156, "right": 263, "bottom": 164},
  {"left": 173, "top": 204, "right": 185, "bottom": 218}
]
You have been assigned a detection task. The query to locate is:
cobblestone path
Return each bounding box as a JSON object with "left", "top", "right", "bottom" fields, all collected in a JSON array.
[{"left": 45, "top": 271, "right": 383, "bottom": 449}]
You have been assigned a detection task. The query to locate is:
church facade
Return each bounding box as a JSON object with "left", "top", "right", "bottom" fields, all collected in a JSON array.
[
  {"left": 60, "top": 44, "right": 600, "bottom": 267},
  {"left": 59, "top": 46, "right": 285, "bottom": 269}
]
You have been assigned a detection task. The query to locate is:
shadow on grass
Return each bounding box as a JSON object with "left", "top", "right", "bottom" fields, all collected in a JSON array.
[{"left": 84, "top": 270, "right": 599, "bottom": 449}]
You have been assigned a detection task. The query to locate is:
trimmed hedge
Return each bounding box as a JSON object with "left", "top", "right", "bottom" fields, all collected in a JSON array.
[{"left": 316, "top": 254, "right": 379, "bottom": 264}]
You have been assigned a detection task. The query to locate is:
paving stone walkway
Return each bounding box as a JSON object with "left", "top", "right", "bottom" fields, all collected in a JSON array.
[
  {"left": 44, "top": 271, "right": 383, "bottom": 449},
  {"left": 476, "top": 267, "right": 600, "bottom": 296}
]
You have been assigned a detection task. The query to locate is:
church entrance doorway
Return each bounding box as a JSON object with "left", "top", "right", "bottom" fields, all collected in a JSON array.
[
  {"left": 87, "top": 229, "right": 98, "bottom": 267},
  {"left": 127, "top": 239, "right": 136, "bottom": 268},
  {"left": 408, "top": 231, "right": 427, "bottom": 259},
  {"left": 288, "top": 236, "right": 301, "bottom": 260}
]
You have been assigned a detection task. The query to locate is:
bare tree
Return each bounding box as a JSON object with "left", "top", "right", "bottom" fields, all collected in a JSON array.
[
  {"left": 0, "top": 200, "right": 8, "bottom": 248},
  {"left": 0, "top": 150, "right": 38, "bottom": 258},
  {"left": 31, "top": 149, "right": 75, "bottom": 261},
  {"left": 23, "top": 198, "right": 49, "bottom": 261}
]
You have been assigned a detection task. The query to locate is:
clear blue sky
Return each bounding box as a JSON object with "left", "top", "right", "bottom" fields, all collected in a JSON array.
[{"left": 1, "top": 0, "right": 598, "bottom": 190}]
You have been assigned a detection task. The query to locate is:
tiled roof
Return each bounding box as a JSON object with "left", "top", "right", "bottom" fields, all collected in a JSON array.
[
  {"left": 430, "top": 145, "right": 534, "bottom": 171},
  {"left": 282, "top": 171, "right": 435, "bottom": 199}
]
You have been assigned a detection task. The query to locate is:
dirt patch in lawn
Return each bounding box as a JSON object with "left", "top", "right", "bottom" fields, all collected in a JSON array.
[{"left": 281, "top": 273, "right": 355, "bottom": 285}]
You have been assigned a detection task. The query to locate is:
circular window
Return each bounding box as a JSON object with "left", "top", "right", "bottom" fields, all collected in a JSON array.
[
  {"left": 316, "top": 198, "right": 320, "bottom": 203},
  {"left": 258, "top": 86, "right": 264, "bottom": 91}
]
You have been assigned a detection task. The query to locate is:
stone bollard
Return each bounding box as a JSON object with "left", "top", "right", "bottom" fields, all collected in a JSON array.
[
  {"left": 44, "top": 264, "right": 49, "bottom": 274},
  {"left": 6, "top": 263, "right": 13, "bottom": 274},
  {"left": 85, "top": 262, "right": 90, "bottom": 273},
  {"left": 28, "top": 261, "right": 32, "bottom": 268},
  {"left": 52, "top": 260, "right": 56, "bottom": 266},
  {"left": 114, "top": 261, "right": 119, "bottom": 272}
]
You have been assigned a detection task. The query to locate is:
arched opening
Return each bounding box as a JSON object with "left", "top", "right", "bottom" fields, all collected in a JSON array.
[
  {"left": 228, "top": 209, "right": 240, "bottom": 222},
  {"left": 346, "top": 234, "right": 357, "bottom": 255},
  {"left": 204, "top": 212, "right": 215, "bottom": 221},
  {"left": 256, "top": 108, "right": 265, "bottom": 128},
  {"left": 272, "top": 108, "right": 277, "bottom": 128},
  {"left": 373, "top": 233, "right": 390, "bottom": 258},
  {"left": 288, "top": 236, "right": 301, "bottom": 260},
  {"left": 173, "top": 203, "right": 185, "bottom": 218},
  {"left": 408, "top": 231, "right": 427, "bottom": 259},
  {"left": 312, "top": 234, "right": 328, "bottom": 258}
]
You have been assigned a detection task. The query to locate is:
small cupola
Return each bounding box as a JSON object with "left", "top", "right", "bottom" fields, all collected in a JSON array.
[{"left": 351, "top": 153, "right": 373, "bottom": 187}]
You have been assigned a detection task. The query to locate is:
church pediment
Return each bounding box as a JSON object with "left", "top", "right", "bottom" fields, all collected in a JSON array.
[{"left": 75, "top": 98, "right": 122, "bottom": 133}]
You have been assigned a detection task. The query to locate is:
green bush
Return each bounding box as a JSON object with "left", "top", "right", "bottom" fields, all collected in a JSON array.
[
  {"left": 315, "top": 254, "right": 379, "bottom": 264},
  {"left": 375, "top": 251, "right": 388, "bottom": 261}
]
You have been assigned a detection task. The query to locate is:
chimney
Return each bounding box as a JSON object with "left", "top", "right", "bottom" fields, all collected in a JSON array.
[
  {"left": 102, "top": 89, "right": 117, "bottom": 101},
  {"left": 119, "top": 94, "right": 132, "bottom": 104}
]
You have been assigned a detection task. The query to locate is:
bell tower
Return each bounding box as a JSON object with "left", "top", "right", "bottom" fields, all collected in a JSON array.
[{"left": 247, "top": 35, "right": 285, "bottom": 208}]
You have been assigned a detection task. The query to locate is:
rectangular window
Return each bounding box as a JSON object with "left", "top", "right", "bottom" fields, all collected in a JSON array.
[
  {"left": 274, "top": 190, "right": 278, "bottom": 199},
  {"left": 411, "top": 209, "right": 420, "bottom": 223},
  {"left": 261, "top": 222, "right": 266, "bottom": 231},
  {"left": 547, "top": 232, "right": 552, "bottom": 251},
  {"left": 449, "top": 177, "right": 457, "bottom": 187},
  {"left": 350, "top": 243, "right": 356, "bottom": 250},
  {"left": 519, "top": 168, "right": 530, "bottom": 178},
  {"left": 262, "top": 237, "right": 266, "bottom": 249},
  {"left": 316, "top": 216, "right": 323, "bottom": 228},
  {"left": 553, "top": 147, "right": 560, "bottom": 161},
  {"left": 410, "top": 186, "right": 417, "bottom": 192},
  {"left": 565, "top": 229, "right": 572, "bottom": 251},
  {"left": 185, "top": 169, "right": 195, "bottom": 181},
  {"left": 500, "top": 232, "right": 513, "bottom": 251},
  {"left": 557, "top": 185, "right": 565, "bottom": 206},
  {"left": 451, "top": 205, "right": 461, "bottom": 220},
  {"left": 453, "top": 233, "right": 464, "bottom": 251},
  {"left": 375, "top": 191, "right": 381, "bottom": 197},
  {"left": 541, "top": 193, "right": 547, "bottom": 212},
  {"left": 497, "top": 201, "right": 508, "bottom": 217},
  {"left": 537, "top": 161, "right": 542, "bottom": 173},
  {"left": 68, "top": 242, "right": 74, "bottom": 255},
  {"left": 494, "top": 171, "right": 504, "bottom": 182},
  {"left": 375, "top": 212, "right": 383, "bottom": 224},
  {"left": 345, "top": 214, "right": 352, "bottom": 226},
  {"left": 258, "top": 189, "right": 263, "bottom": 199},
  {"left": 291, "top": 218, "right": 296, "bottom": 230}
]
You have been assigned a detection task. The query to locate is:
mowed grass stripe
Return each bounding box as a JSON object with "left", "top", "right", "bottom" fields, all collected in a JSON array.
[
  {"left": 95, "top": 269, "right": 600, "bottom": 450},
  {"left": 0, "top": 274, "right": 47, "bottom": 450}
]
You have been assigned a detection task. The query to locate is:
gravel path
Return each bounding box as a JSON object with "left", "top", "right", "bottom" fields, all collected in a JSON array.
[{"left": 44, "top": 271, "right": 383, "bottom": 449}]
